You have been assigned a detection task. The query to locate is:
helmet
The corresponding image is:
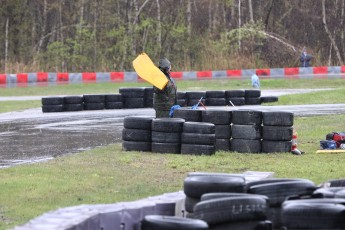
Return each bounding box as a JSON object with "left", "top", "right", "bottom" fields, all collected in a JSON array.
[{"left": 159, "top": 58, "right": 171, "bottom": 70}]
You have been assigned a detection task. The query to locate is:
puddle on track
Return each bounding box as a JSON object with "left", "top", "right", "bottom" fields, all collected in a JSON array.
[{"left": 0, "top": 108, "right": 154, "bottom": 168}]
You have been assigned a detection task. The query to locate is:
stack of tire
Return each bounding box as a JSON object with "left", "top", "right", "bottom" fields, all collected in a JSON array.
[
  {"left": 63, "top": 95, "right": 83, "bottom": 112},
  {"left": 261, "top": 112, "right": 294, "bottom": 153},
  {"left": 104, "top": 94, "right": 123, "bottom": 109},
  {"left": 41, "top": 96, "right": 64, "bottom": 113},
  {"left": 144, "top": 87, "right": 154, "bottom": 108},
  {"left": 231, "top": 110, "right": 263, "bottom": 153},
  {"left": 119, "top": 87, "right": 145, "bottom": 109},
  {"left": 122, "top": 116, "right": 154, "bottom": 152},
  {"left": 176, "top": 91, "right": 187, "bottom": 107},
  {"left": 151, "top": 118, "right": 185, "bottom": 154},
  {"left": 225, "top": 90, "right": 245, "bottom": 106},
  {"left": 201, "top": 110, "right": 232, "bottom": 151},
  {"left": 246, "top": 178, "right": 317, "bottom": 228},
  {"left": 83, "top": 94, "right": 105, "bottom": 110},
  {"left": 205, "top": 90, "right": 226, "bottom": 106},
  {"left": 261, "top": 96, "right": 278, "bottom": 104},
  {"left": 186, "top": 91, "right": 206, "bottom": 107},
  {"left": 245, "top": 89, "right": 262, "bottom": 105},
  {"left": 183, "top": 173, "right": 274, "bottom": 229},
  {"left": 141, "top": 215, "right": 209, "bottom": 230},
  {"left": 181, "top": 122, "right": 216, "bottom": 155}
]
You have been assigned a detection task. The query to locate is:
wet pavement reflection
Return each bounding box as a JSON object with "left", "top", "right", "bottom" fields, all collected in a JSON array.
[{"left": 0, "top": 108, "right": 155, "bottom": 168}]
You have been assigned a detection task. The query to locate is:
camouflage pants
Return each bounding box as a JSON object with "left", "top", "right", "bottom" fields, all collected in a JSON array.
[{"left": 155, "top": 109, "right": 170, "bottom": 118}]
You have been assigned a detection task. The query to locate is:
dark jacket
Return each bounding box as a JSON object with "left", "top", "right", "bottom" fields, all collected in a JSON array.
[
  {"left": 153, "top": 71, "right": 177, "bottom": 117},
  {"left": 300, "top": 53, "right": 312, "bottom": 67}
]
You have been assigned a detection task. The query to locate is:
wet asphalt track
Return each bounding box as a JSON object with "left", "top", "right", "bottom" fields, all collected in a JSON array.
[{"left": 0, "top": 89, "right": 344, "bottom": 168}]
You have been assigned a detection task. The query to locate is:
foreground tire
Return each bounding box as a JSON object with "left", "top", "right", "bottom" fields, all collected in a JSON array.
[
  {"left": 232, "top": 124, "right": 262, "bottom": 140},
  {"left": 41, "top": 96, "right": 63, "bottom": 105},
  {"left": 122, "top": 140, "right": 151, "bottom": 152},
  {"left": 123, "top": 116, "right": 154, "bottom": 130},
  {"left": 230, "top": 139, "right": 261, "bottom": 153},
  {"left": 122, "top": 128, "right": 151, "bottom": 142},
  {"left": 151, "top": 142, "right": 181, "bottom": 154},
  {"left": 262, "top": 111, "right": 294, "bottom": 126},
  {"left": 152, "top": 118, "right": 185, "bottom": 132},
  {"left": 201, "top": 110, "right": 232, "bottom": 125},
  {"left": 261, "top": 140, "right": 292, "bottom": 153},
  {"left": 193, "top": 197, "right": 267, "bottom": 225},
  {"left": 232, "top": 110, "right": 262, "bottom": 125},
  {"left": 262, "top": 126, "right": 293, "bottom": 141},
  {"left": 173, "top": 109, "right": 202, "bottom": 122},
  {"left": 183, "top": 122, "right": 215, "bottom": 134},
  {"left": 181, "top": 144, "right": 215, "bottom": 156},
  {"left": 42, "top": 104, "right": 63, "bottom": 113}
]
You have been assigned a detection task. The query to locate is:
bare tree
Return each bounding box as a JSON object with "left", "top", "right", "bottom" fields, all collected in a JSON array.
[{"left": 322, "top": 0, "right": 344, "bottom": 65}]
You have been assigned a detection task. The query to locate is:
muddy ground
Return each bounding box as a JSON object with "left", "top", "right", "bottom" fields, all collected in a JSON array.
[{"left": 0, "top": 89, "right": 343, "bottom": 168}]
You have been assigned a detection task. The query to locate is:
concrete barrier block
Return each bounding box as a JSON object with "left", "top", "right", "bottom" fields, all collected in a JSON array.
[
  {"left": 124, "top": 72, "right": 138, "bottom": 82},
  {"left": 48, "top": 72, "right": 57, "bottom": 84},
  {"left": 212, "top": 71, "right": 227, "bottom": 78},
  {"left": 299, "top": 67, "right": 313, "bottom": 75},
  {"left": 69, "top": 73, "right": 82, "bottom": 83},
  {"left": 270, "top": 68, "right": 285, "bottom": 78},
  {"left": 242, "top": 69, "right": 256, "bottom": 78},
  {"left": 182, "top": 71, "right": 197, "bottom": 80},
  {"left": 327, "top": 66, "right": 341, "bottom": 74},
  {"left": 96, "top": 72, "right": 111, "bottom": 82}
]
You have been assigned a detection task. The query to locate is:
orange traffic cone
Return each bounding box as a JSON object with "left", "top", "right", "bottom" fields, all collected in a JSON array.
[{"left": 291, "top": 129, "right": 302, "bottom": 155}]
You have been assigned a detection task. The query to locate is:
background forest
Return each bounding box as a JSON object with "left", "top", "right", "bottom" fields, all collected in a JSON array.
[{"left": 0, "top": 0, "right": 344, "bottom": 73}]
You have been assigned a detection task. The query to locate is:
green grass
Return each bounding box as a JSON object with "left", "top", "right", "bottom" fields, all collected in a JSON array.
[
  {"left": 0, "top": 101, "right": 41, "bottom": 113},
  {"left": 1, "top": 114, "right": 345, "bottom": 229}
]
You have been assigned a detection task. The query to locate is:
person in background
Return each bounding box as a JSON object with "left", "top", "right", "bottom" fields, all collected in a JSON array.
[
  {"left": 300, "top": 47, "right": 312, "bottom": 67},
  {"left": 153, "top": 58, "right": 177, "bottom": 118},
  {"left": 251, "top": 73, "right": 260, "bottom": 89}
]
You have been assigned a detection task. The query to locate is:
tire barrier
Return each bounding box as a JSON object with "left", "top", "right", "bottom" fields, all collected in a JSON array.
[
  {"left": 41, "top": 89, "right": 276, "bottom": 113},
  {"left": 18, "top": 171, "right": 345, "bottom": 230},
  {"left": 123, "top": 109, "right": 294, "bottom": 154}
]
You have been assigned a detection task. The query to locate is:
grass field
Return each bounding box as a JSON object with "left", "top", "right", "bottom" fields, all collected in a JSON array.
[{"left": 0, "top": 79, "right": 345, "bottom": 229}]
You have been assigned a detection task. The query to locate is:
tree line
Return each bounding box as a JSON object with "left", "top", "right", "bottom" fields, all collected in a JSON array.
[{"left": 0, "top": 0, "right": 344, "bottom": 73}]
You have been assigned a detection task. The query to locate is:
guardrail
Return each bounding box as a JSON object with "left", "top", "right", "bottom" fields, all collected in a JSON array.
[{"left": 1, "top": 66, "right": 344, "bottom": 87}]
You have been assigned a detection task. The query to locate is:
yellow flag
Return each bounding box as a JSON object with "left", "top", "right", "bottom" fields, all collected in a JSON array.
[{"left": 132, "top": 53, "right": 168, "bottom": 90}]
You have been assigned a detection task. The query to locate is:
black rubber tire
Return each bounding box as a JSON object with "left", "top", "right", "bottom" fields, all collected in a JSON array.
[
  {"left": 187, "top": 172, "right": 245, "bottom": 177},
  {"left": 122, "top": 140, "right": 151, "bottom": 152},
  {"left": 262, "top": 111, "right": 294, "bottom": 126},
  {"left": 119, "top": 87, "right": 145, "bottom": 98},
  {"left": 209, "top": 220, "right": 273, "bottom": 230},
  {"left": 181, "top": 144, "right": 215, "bottom": 156},
  {"left": 230, "top": 139, "right": 261, "bottom": 153},
  {"left": 247, "top": 180, "right": 316, "bottom": 207},
  {"left": 152, "top": 131, "right": 181, "bottom": 143},
  {"left": 193, "top": 197, "right": 267, "bottom": 225},
  {"left": 63, "top": 96, "right": 83, "bottom": 104},
  {"left": 225, "top": 90, "right": 245, "bottom": 98},
  {"left": 215, "top": 125, "right": 231, "bottom": 139},
  {"left": 141, "top": 215, "right": 209, "bottom": 230},
  {"left": 185, "top": 196, "right": 200, "bottom": 213},
  {"left": 122, "top": 128, "right": 151, "bottom": 142},
  {"left": 41, "top": 97, "right": 63, "bottom": 105},
  {"left": 232, "top": 124, "right": 262, "bottom": 140},
  {"left": 206, "top": 90, "right": 225, "bottom": 98},
  {"left": 183, "top": 122, "right": 215, "bottom": 134},
  {"left": 181, "top": 133, "right": 215, "bottom": 145},
  {"left": 201, "top": 110, "right": 232, "bottom": 125},
  {"left": 104, "top": 94, "right": 122, "bottom": 102},
  {"left": 144, "top": 87, "right": 154, "bottom": 97},
  {"left": 176, "top": 99, "right": 186, "bottom": 107},
  {"left": 186, "top": 91, "right": 206, "bottom": 99},
  {"left": 83, "top": 102, "right": 105, "bottom": 110},
  {"left": 245, "top": 89, "right": 261, "bottom": 97},
  {"left": 105, "top": 102, "right": 123, "bottom": 109},
  {"left": 245, "top": 97, "right": 262, "bottom": 105},
  {"left": 312, "top": 187, "right": 345, "bottom": 198},
  {"left": 151, "top": 142, "right": 181, "bottom": 154},
  {"left": 145, "top": 97, "right": 153, "bottom": 108},
  {"left": 325, "top": 178, "right": 345, "bottom": 187},
  {"left": 262, "top": 126, "right": 293, "bottom": 141},
  {"left": 261, "top": 140, "right": 292, "bottom": 153},
  {"left": 281, "top": 202, "right": 345, "bottom": 229},
  {"left": 187, "top": 98, "right": 206, "bottom": 107},
  {"left": 266, "top": 206, "right": 283, "bottom": 229},
  {"left": 152, "top": 118, "right": 185, "bottom": 132},
  {"left": 215, "top": 139, "right": 230, "bottom": 151},
  {"left": 205, "top": 98, "right": 226, "bottom": 106},
  {"left": 261, "top": 96, "right": 278, "bottom": 103},
  {"left": 173, "top": 108, "right": 202, "bottom": 122},
  {"left": 232, "top": 110, "right": 262, "bottom": 125},
  {"left": 42, "top": 104, "right": 63, "bottom": 113},
  {"left": 227, "top": 97, "right": 245, "bottom": 106},
  {"left": 177, "top": 91, "right": 186, "bottom": 99},
  {"left": 123, "top": 97, "right": 145, "bottom": 108},
  {"left": 246, "top": 178, "right": 313, "bottom": 191},
  {"left": 63, "top": 103, "right": 83, "bottom": 111},
  {"left": 336, "top": 189, "right": 345, "bottom": 198},
  {"left": 123, "top": 116, "right": 154, "bottom": 130},
  {"left": 183, "top": 174, "right": 246, "bottom": 199},
  {"left": 83, "top": 94, "right": 105, "bottom": 103},
  {"left": 201, "top": 193, "right": 269, "bottom": 203}
]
